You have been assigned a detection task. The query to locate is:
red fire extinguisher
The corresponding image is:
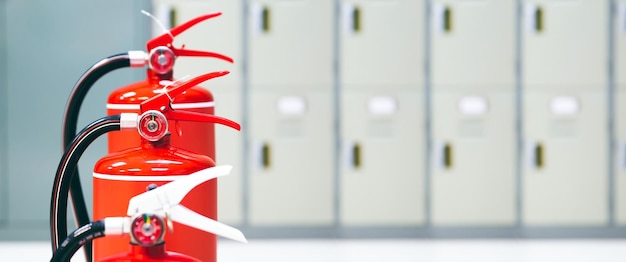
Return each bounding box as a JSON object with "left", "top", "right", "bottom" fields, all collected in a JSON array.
[
  {"left": 51, "top": 165, "right": 247, "bottom": 262},
  {"left": 97, "top": 14, "right": 233, "bottom": 262},
  {"left": 50, "top": 72, "right": 244, "bottom": 261},
  {"left": 93, "top": 71, "right": 240, "bottom": 261},
  {"left": 59, "top": 12, "right": 233, "bottom": 261},
  {"left": 98, "top": 165, "right": 247, "bottom": 262}
]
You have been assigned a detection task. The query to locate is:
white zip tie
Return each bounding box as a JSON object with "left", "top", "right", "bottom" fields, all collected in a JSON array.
[
  {"left": 161, "top": 75, "right": 191, "bottom": 104},
  {"left": 141, "top": 9, "right": 174, "bottom": 42}
]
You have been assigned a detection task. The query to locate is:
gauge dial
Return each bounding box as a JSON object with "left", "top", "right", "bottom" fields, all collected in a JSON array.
[
  {"left": 149, "top": 46, "right": 176, "bottom": 75},
  {"left": 131, "top": 213, "right": 165, "bottom": 247},
  {"left": 138, "top": 110, "right": 168, "bottom": 141}
]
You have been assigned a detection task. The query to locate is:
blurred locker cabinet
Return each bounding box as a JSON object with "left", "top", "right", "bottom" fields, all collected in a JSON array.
[
  {"left": 151, "top": 0, "right": 245, "bottom": 225},
  {"left": 521, "top": 0, "right": 609, "bottom": 226},
  {"left": 247, "top": 0, "right": 335, "bottom": 226},
  {"left": 0, "top": 0, "right": 6, "bottom": 229},
  {"left": 615, "top": 0, "right": 626, "bottom": 225},
  {"left": 339, "top": 0, "right": 426, "bottom": 226},
  {"left": 430, "top": 0, "right": 517, "bottom": 225}
]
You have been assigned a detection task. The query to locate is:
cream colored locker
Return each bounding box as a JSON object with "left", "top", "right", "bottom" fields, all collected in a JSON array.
[
  {"left": 521, "top": 0, "right": 609, "bottom": 226},
  {"left": 431, "top": 0, "right": 516, "bottom": 88},
  {"left": 248, "top": 0, "right": 334, "bottom": 87},
  {"left": 431, "top": 93, "right": 516, "bottom": 225},
  {"left": 522, "top": 0, "right": 609, "bottom": 89},
  {"left": 523, "top": 92, "right": 608, "bottom": 225},
  {"left": 247, "top": 0, "right": 335, "bottom": 226},
  {"left": 248, "top": 92, "right": 334, "bottom": 225},
  {"left": 152, "top": 0, "right": 244, "bottom": 225},
  {"left": 340, "top": 90, "right": 425, "bottom": 226},
  {"left": 430, "top": 0, "right": 516, "bottom": 225},
  {"left": 339, "top": 0, "right": 426, "bottom": 226},
  {"left": 615, "top": 0, "right": 626, "bottom": 225}
]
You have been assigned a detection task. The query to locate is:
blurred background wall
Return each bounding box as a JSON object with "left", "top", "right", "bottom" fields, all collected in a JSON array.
[{"left": 1, "top": 0, "right": 626, "bottom": 240}]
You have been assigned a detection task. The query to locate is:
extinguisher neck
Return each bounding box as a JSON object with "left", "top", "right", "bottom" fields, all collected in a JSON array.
[
  {"left": 146, "top": 69, "right": 174, "bottom": 84},
  {"left": 130, "top": 243, "right": 168, "bottom": 258},
  {"left": 142, "top": 134, "right": 172, "bottom": 149}
]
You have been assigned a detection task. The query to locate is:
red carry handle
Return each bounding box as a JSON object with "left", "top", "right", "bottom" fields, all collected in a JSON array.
[{"left": 139, "top": 71, "right": 240, "bottom": 131}]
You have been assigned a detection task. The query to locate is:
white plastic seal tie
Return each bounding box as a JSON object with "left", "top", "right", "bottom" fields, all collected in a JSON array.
[
  {"left": 128, "top": 51, "right": 148, "bottom": 68},
  {"left": 141, "top": 10, "right": 174, "bottom": 41},
  {"left": 161, "top": 75, "right": 190, "bottom": 103},
  {"left": 120, "top": 113, "right": 138, "bottom": 130},
  {"left": 104, "top": 217, "right": 131, "bottom": 236}
]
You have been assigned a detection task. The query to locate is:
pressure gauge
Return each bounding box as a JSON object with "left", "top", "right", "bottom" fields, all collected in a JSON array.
[
  {"left": 131, "top": 213, "right": 165, "bottom": 247},
  {"left": 149, "top": 46, "right": 176, "bottom": 75},
  {"left": 138, "top": 110, "right": 168, "bottom": 141}
]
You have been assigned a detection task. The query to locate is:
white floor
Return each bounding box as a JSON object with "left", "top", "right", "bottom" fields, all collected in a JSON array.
[{"left": 2, "top": 239, "right": 626, "bottom": 262}]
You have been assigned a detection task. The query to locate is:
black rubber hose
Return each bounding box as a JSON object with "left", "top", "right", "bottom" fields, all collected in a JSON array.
[
  {"left": 50, "top": 220, "right": 106, "bottom": 262},
  {"left": 51, "top": 115, "right": 121, "bottom": 255},
  {"left": 61, "top": 53, "right": 130, "bottom": 261}
]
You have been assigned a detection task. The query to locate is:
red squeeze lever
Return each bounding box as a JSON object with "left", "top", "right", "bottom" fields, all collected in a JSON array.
[
  {"left": 146, "top": 12, "right": 234, "bottom": 63},
  {"left": 140, "top": 71, "right": 241, "bottom": 131}
]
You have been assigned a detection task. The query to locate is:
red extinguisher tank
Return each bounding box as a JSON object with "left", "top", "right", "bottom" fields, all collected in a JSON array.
[
  {"left": 100, "top": 244, "right": 200, "bottom": 262},
  {"left": 96, "top": 71, "right": 236, "bottom": 262},
  {"left": 94, "top": 135, "right": 213, "bottom": 262}
]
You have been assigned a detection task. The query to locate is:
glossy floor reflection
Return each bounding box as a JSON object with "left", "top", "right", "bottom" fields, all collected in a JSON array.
[{"left": 3, "top": 239, "right": 626, "bottom": 262}]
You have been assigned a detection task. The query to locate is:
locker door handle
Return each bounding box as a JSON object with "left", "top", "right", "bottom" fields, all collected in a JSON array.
[
  {"left": 253, "top": 141, "right": 271, "bottom": 170},
  {"left": 261, "top": 142, "right": 271, "bottom": 169},
  {"left": 352, "top": 143, "right": 362, "bottom": 169},
  {"left": 251, "top": 3, "right": 270, "bottom": 33},
  {"left": 169, "top": 6, "right": 178, "bottom": 28},
  {"left": 526, "top": 141, "right": 544, "bottom": 170},
  {"left": 433, "top": 3, "right": 452, "bottom": 34},
  {"left": 435, "top": 141, "right": 453, "bottom": 170},
  {"left": 343, "top": 141, "right": 362, "bottom": 170},
  {"left": 524, "top": 4, "right": 543, "bottom": 33},
  {"left": 150, "top": 4, "right": 176, "bottom": 31},
  {"left": 342, "top": 3, "right": 361, "bottom": 33}
]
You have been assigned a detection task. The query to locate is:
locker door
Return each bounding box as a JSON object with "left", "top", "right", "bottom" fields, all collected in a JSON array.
[
  {"left": 617, "top": 93, "right": 626, "bottom": 224},
  {"left": 339, "top": 0, "right": 425, "bottom": 86},
  {"left": 615, "top": 0, "right": 626, "bottom": 225},
  {"left": 431, "top": 0, "right": 515, "bottom": 88},
  {"left": 248, "top": 0, "right": 334, "bottom": 87},
  {"left": 248, "top": 92, "right": 334, "bottom": 225},
  {"left": 340, "top": 90, "right": 425, "bottom": 225},
  {"left": 153, "top": 0, "right": 245, "bottom": 225},
  {"left": 339, "top": 0, "right": 426, "bottom": 226},
  {"left": 522, "top": 0, "right": 608, "bottom": 88},
  {"left": 430, "top": 0, "right": 516, "bottom": 226},
  {"left": 523, "top": 92, "right": 608, "bottom": 225},
  {"left": 0, "top": 0, "right": 7, "bottom": 228},
  {"left": 1, "top": 0, "right": 150, "bottom": 240},
  {"left": 431, "top": 93, "right": 516, "bottom": 225}
]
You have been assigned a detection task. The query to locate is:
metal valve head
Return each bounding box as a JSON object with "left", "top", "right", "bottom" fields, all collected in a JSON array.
[
  {"left": 145, "top": 12, "right": 234, "bottom": 74},
  {"left": 139, "top": 71, "right": 241, "bottom": 133},
  {"left": 126, "top": 165, "right": 247, "bottom": 243}
]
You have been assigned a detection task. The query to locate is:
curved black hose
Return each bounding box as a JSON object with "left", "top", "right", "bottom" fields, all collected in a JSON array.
[
  {"left": 51, "top": 115, "right": 121, "bottom": 255},
  {"left": 62, "top": 53, "right": 130, "bottom": 260},
  {"left": 50, "top": 220, "right": 106, "bottom": 262}
]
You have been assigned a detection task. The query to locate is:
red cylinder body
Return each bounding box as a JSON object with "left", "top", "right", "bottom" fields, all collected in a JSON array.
[
  {"left": 99, "top": 244, "right": 199, "bottom": 262},
  {"left": 96, "top": 71, "right": 218, "bottom": 262}
]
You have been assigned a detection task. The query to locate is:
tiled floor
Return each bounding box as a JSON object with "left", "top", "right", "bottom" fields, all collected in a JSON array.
[{"left": 3, "top": 239, "right": 626, "bottom": 262}]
